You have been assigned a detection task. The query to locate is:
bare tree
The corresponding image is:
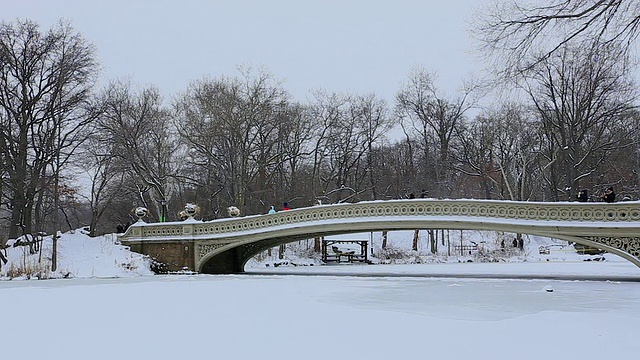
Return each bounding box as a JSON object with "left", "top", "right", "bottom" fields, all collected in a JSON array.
[
  {"left": 374, "top": 139, "right": 419, "bottom": 200},
  {"left": 271, "top": 103, "right": 315, "bottom": 206},
  {"left": 0, "top": 19, "right": 98, "bottom": 239},
  {"left": 475, "top": 0, "right": 640, "bottom": 75},
  {"left": 175, "top": 69, "right": 290, "bottom": 216},
  {"left": 353, "top": 94, "right": 393, "bottom": 200},
  {"left": 522, "top": 42, "right": 637, "bottom": 200},
  {"left": 488, "top": 105, "right": 541, "bottom": 201},
  {"left": 306, "top": 90, "right": 344, "bottom": 202},
  {"left": 307, "top": 91, "right": 392, "bottom": 203},
  {"left": 95, "top": 80, "right": 180, "bottom": 221},
  {"left": 454, "top": 114, "right": 499, "bottom": 199},
  {"left": 456, "top": 103, "right": 541, "bottom": 200},
  {"left": 78, "top": 130, "right": 127, "bottom": 236},
  {"left": 396, "top": 68, "right": 476, "bottom": 197}
]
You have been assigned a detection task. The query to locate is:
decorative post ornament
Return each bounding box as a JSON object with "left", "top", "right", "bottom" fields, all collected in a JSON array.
[
  {"left": 227, "top": 206, "right": 241, "bottom": 217},
  {"left": 134, "top": 207, "right": 148, "bottom": 221},
  {"left": 184, "top": 203, "right": 199, "bottom": 219}
]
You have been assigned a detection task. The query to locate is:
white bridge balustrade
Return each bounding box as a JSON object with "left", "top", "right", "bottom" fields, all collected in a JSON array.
[{"left": 118, "top": 199, "right": 640, "bottom": 274}]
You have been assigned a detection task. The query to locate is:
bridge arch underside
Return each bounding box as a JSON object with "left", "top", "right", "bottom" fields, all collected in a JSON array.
[{"left": 196, "top": 219, "right": 640, "bottom": 274}]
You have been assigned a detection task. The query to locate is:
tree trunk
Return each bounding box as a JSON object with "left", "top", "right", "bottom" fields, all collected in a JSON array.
[
  {"left": 9, "top": 181, "right": 28, "bottom": 239},
  {"left": 52, "top": 151, "right": 61, "bottom": 272},
  {"left": 430, "top": 230, "right": 437, "bottom": 254}
]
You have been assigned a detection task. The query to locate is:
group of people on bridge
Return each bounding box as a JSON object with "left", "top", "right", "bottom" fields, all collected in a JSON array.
[
  {"left": 577, "top": 187, "right": 625, "bottom": 203},
  {"left": 266, "top": 188, "right": 628, "bottom": 216},
  {"left": 267, "top": 202, "right": 291, "bottom": 214}
]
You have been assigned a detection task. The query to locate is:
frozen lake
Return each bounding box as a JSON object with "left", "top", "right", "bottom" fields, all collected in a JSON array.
[{"left": 3, "top": 261, "right": 640, "bottom": 360}]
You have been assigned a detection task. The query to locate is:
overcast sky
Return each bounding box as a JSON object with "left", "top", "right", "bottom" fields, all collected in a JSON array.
[{"left": 3, "top": 0, "right": 488, "bottom": 105}]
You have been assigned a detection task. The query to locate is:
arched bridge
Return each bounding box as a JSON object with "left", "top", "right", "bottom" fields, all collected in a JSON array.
[{"left": 118, "top": 199, "right": 640, "bottom": 274}]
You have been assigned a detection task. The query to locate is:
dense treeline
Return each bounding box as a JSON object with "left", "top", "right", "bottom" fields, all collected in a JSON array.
[{"left": 1, "top": 17, "right": 639, "bottom": 241}]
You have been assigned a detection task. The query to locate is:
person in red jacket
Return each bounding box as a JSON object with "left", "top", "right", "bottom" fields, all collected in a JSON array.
[{"left": 282, "top": 202, "right": 291, "bottom": 210}]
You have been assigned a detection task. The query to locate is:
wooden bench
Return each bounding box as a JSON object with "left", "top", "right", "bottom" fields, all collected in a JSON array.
[{"left": 454, "top": 244, "right": 479, "bottom": 254}]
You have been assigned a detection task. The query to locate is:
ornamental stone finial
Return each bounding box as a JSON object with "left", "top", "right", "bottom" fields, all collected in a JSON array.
[
  {"left": 228, "top": 206, "right": 241, "bottom": 217},
  {"left": 134, "top": 206, "right": 148, "bottom": 222},
  {"left": 184, "top": 203, "right": 199, "bottom": 218}
]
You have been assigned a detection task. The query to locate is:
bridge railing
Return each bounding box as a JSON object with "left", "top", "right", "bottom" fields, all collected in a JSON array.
[{"left": 120, "top": 199, "right": 640, "bottom": 240}]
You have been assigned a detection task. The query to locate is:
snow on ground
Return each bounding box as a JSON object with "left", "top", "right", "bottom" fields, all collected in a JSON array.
[
  {"left": 0, "top": 228, "right": 153, "bottom": 279},
  {"left": 1, "top": 229, "right": 639, "bottom": 359}
]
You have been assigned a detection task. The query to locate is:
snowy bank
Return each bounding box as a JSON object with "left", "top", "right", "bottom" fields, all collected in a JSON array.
[{"left": 0, "top": 229, "right": 153, "bottom": 280}]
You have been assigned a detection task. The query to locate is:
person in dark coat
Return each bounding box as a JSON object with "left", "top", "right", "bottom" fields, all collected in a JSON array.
[
  {"left": 282, "top": 202, "right": 291, "bottom": 211},
  {"left": 601, "top": 187, "right": 616, "bottom": 203},
  {"left": 577, "top": 189, "right": 589, "bottom": 202}
]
